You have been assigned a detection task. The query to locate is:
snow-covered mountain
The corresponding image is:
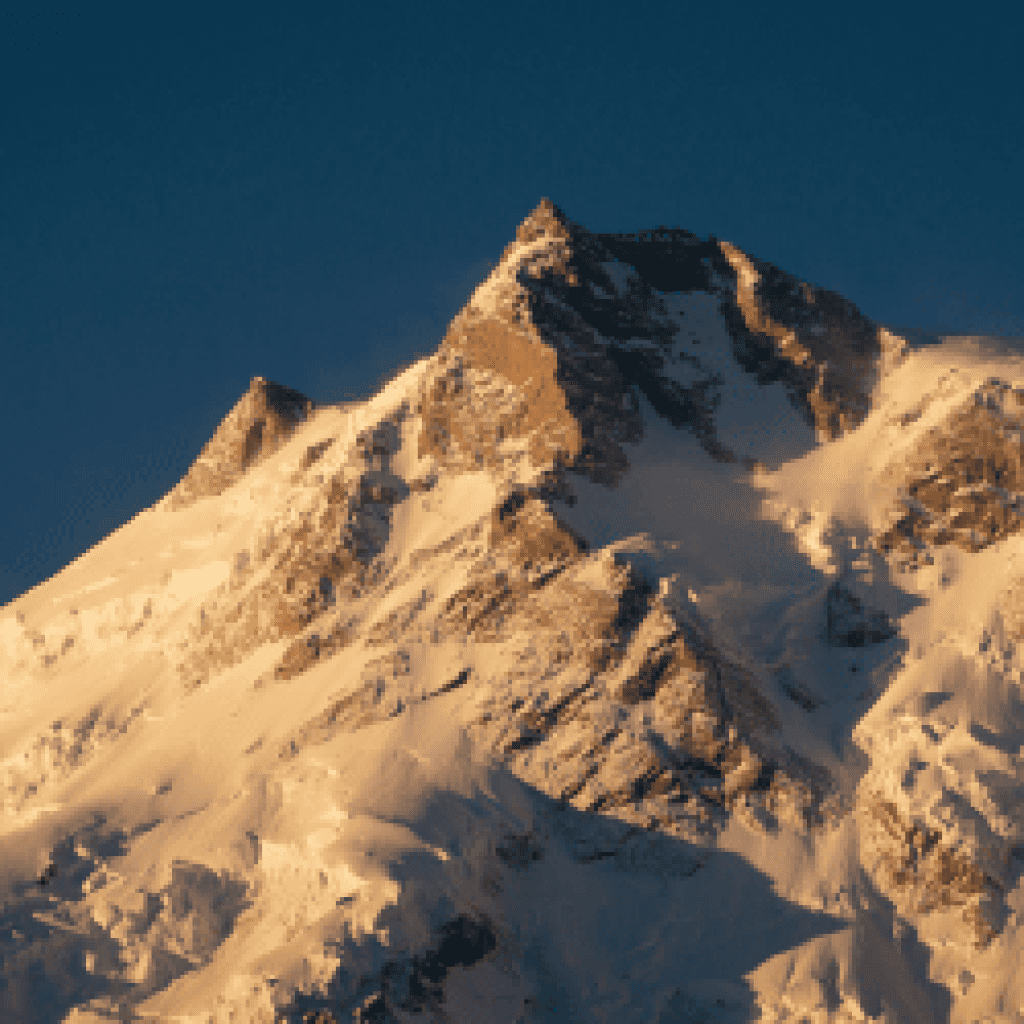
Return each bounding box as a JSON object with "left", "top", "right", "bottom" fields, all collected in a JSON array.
[{"left": 3, "top": 198, "right": 1024, "bottom": 1023}]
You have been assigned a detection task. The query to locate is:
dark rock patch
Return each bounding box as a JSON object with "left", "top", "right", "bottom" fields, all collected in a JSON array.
[{"left": 826, "top": 582, "right": 897, "bottom": 647}]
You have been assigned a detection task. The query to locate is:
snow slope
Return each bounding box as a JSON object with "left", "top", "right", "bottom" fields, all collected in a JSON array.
[{"left": 3, "top": 199, "right": 1024, "bottom": 1022}]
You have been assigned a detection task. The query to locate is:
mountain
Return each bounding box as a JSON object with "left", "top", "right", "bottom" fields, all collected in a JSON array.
[{"left": 3, "top": 198, "right": 1024, "bottom": 1023}]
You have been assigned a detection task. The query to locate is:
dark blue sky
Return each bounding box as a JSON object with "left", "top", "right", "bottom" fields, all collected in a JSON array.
[{"left": 3, "top": 3, "right": 1022, "bottom": 606}]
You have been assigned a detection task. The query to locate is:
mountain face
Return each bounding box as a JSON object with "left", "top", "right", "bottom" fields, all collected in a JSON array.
[{"left": 3, "top": 199, "right": 1024, "bottom": 1023}]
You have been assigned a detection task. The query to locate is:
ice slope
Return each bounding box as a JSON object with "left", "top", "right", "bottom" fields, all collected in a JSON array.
[{"left": 2, "top": 199, "right": 1024, "bottom": 1022}]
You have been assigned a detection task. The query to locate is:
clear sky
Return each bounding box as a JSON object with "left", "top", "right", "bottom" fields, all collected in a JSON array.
[{"left": 3, "top": 2, "right": 1022, "bottom": 607}]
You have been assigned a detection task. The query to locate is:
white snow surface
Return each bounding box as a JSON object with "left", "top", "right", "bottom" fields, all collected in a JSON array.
[{"left": 4, "top": 201, "right": 1024, "bottom": 1023}]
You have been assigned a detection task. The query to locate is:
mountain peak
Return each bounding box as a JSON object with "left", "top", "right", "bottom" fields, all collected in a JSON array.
[
  {"left": 168, "top": 376, "right": 314, "bottom": 509},
  {"left": 516, "top": 195, "right": 571, "bottom": 244},
  {"left": 3, "top": 203, "right": 1022, "bottom": 1023},
  {"left": 440, "top": 199, "right": 912, "bottom": 499}
]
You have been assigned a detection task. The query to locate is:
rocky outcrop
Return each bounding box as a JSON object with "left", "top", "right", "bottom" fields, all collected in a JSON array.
[{"left": 875, "top": 378, "right": 1024, "bottom": 572}]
